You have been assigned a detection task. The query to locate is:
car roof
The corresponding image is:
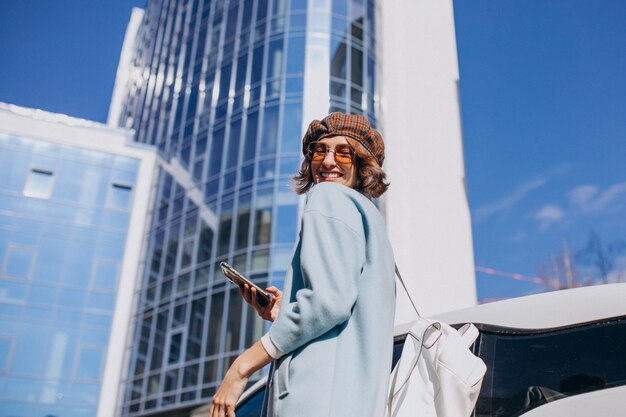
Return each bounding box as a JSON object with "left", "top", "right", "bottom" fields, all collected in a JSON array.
[{"left": 395, "top": 283, "right": 626, "bottom": 335}]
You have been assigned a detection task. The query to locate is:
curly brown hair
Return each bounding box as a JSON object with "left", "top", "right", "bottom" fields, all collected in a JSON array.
[{"left": 292, "top": 137, "right": 389, "bottom": 198}]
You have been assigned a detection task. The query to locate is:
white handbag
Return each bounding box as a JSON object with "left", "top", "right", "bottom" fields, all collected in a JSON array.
[{"left": 386, "top": 267, "right": 487, "bottom": 417}]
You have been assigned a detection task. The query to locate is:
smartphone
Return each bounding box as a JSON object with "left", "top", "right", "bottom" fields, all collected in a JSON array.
[{"left": 220, "top": 262, "right": 271, "bottom": 307}]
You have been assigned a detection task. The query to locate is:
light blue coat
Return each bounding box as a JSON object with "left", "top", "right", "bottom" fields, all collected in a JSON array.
[{"left": 265, "top": 182, "right": 396, "bottom": 417}]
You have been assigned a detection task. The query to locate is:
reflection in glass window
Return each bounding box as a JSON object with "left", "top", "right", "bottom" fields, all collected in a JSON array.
[
  {"left": 330, "top": 80, "right": 346, "bottom": 100},
  {"left": 183, "top": 364, "right": 199, "bottom": 388},
  {"left": 279, "top": 156, "right": 300, "bottom": 175},
  {"left": 241, "top": 163, "right": 254, "bottom": 184},
  {"left": 76, "top": 346, "right": 104, "bottom": 379},
  {"left": 187, "top": 297, "right": 206, "bottom": 360},
  {"left": 0, "top": 281, "right": 27, "bottom": 303},
  {"left": 57, "top": 288, "right": 85, "bottom": 307},
  {"left": 351, "top": 47, "right": 364, "bottom": 86},
  {"left": 62, "top": 242, "right": 95, "bottom": 287},
  {"left": 260, "top": 107, "right": 279, "bottom": 155},
  {"left": 184, "top": 208, "right": 198, "bottom": 237},
  {"left": 351, "top": 19, "right": 364, "bottom": 43},
  {"left": 233, "top": 253, "right": 247, "bottom": 272},
  {"left": 258, "top": 159, "right": 276, "bottom": 179},
  {"left": 285, "top": 76, "right": 304, "bottom": 94},
  {"left": 253, "top": 209, "right": 272, "bottom": 245},
  {"left": 181, "top": 240, "right": 194, "bottom": 269},
  {"left": 208, "top": 128, "right": 226, "bottom": 177},
  {"left": 234, "top": 55, "right": 248, "bottom": 94},
  {"left": 251, "top": 249, "right": 269, "bottom": 271},
  {"left": 330, "top": 40, "right": 347, "bottom": 78},
  {"left": 206, "top": 292, "right": 225, "bottom": 356},
  {"left": 92, "top": 259, "right": 120, "bottom": 290},
  {"left": 242, "top": 112, "right": 258, "bottom": 163},
  {"left": 168, "top": 333, "right": 183, "bottom": 364},
  {"left": 28, "top": 284, "right": 56, "bottom": 306},
  {"left": 150, "top": 313, "right": 167, "bottom": 371},
  {"left": 0, "top": 337, "right": 13, "bottom": 373},
  {"left": 23, "top": 168, "right": 54, "bottom": 198},
  {"left": 280, "top": 103, "right": 302, "bottom": 153},
  {"left": 275, "top": 205, "right": 298, "bottom": 243},
  {"left": 218, "top": 63, "right": 232, "bottom": 102},
  {"left": 236, "top": 194, "right": 251, "bottom": 250},
  {"left": 160, "top": 279, "right": 173, "bottom": 302},
  {"left": 286, "top": 36, "right": 305, "bottom": 75},
  {"left": 225, "top": 288, "right": 243, "bottom": 351},
  {"left": 226, "top": 119, "right": 242, "bottom": 167},
  {"left": 163, "top": 225, "right": 179, "bottom": 277},
  {"left": 253, "top": 188, "right": 273, "bottom": 245},
  {"left": 244, "top": 303, "right": 265, "bottom": 348},
  {"left": 332, "top": 0, "right": 347, "bottom": 16},
  {"left": 251, "top": 46, "right": 264, "bottom": 85},
  {"left": 86, "top": 292, "right": 115, "bottom": 312},
  {"left": 217, "top": 203, "right": 234, "bottom": 256},
  {"left": 197, "top": 223, "right": 214, "bottom": 264},
  {"left": 3, "top": 245, "right": 35, "bottom": 279},
  {"left": 203, "top": 358, "right": 219, "bottom": 384},
  {"left": 267, "top": 39, "right": 283, "bottom": 80},
  {"left": 147, "top": 374, "right": 160, "bottom": 396}
]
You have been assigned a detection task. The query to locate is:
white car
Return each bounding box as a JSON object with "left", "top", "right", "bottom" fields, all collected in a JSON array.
[{"left": 232, "top": 283, "right": 626, "bottom": 417}]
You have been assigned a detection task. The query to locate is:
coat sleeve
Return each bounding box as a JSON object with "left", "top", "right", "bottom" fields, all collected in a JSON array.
[{"left": 268, "top": 190, "right": 366, "bottom": 354}]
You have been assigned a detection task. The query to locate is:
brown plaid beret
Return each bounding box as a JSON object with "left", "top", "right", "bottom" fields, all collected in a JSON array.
[{"left": 302, "top": 113, "right": 385, "bottom": 166}]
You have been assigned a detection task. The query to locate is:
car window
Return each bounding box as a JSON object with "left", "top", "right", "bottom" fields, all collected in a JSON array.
[
  {"left": 235, "top": 386, "right": 265, "bottom": 417},
  {"left": 392, "top": 339, "right": 405, "bottom": 369},
  {"left": 475, "top": 317, "right": 626, "bottom": 417}
]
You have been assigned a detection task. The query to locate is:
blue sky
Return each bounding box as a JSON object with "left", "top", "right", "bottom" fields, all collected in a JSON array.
[
  {"left": 455, "top": 0, "right": 626, "bottom": 299},
  {"left": 1, "top": 0, "right": 625, "bottom": 301}
]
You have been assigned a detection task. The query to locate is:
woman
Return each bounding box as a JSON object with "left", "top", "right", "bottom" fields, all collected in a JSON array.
[{"left": 210, "top": 113, "right": 396, "bottom": 417}]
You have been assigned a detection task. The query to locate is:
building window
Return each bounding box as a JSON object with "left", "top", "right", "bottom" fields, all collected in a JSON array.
[
  {"left": 91, "top": 259, "right": 120, "bottom": 291},
  {"left": 107, "top": 183, "right": 133, "bottom": 210},
  {"left": 2, "top": 245, "right": 36, "bottom": 279},
  {"left": 75, "top": 345, "right": 104, "bottom": 380},
  {"left": 23, "top": 168, "right": 54, "bottom": 198},
  {"left": 0, "top": 337, "right": 14, "bottom": 373}
]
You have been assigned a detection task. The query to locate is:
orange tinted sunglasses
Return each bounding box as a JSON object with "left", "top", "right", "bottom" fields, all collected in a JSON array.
[{"left": 307, "top": 142, "right": 354, "bottom": 164}]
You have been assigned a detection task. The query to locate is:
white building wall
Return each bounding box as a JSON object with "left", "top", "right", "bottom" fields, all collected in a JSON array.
[
  {"left": 379, "top": 0, "right": 477, "bottom": 323},
  {"left": 0, "top": 103, "right": 158, "bottom": 417}
]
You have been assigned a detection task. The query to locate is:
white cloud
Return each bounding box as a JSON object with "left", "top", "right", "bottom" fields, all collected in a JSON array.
[
  {"left": 592, "top": 183, "right": 626, "bottom": 211},
  {"left": 534, "top": 204, "right": 565, "bottom": 230},
  {"left": 568, "top": 182, "right": 626, "bottom": 213},
  {"left": 473, "top": 178, "right": 547, "bottom": 222},
  {"left": 508, "top": 231, "right": 528, "bottom": 242},
  {"left": 568, "top": 185, "right": 598, "bottom": 207}
]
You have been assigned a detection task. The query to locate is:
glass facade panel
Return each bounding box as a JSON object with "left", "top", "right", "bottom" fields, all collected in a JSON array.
[
  {"left": 0, "top": 133, "right": 141, "bottom": 416},
  {"left": 108, "top": 183, "right": 133, "bottom": 210},
  {"left": 3, "top": 245, "right": 35, "bottom": 279},
  {"left": 115, "top": 0, "right": 378, "bottom": 414},
  {"left": 23, "top": 168, "right": 54, "bottom": 198}
]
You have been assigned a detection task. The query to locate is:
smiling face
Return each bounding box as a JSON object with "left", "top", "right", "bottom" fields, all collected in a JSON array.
[{"left": 310, "top": 135, "right": 358, "bottom": 189}]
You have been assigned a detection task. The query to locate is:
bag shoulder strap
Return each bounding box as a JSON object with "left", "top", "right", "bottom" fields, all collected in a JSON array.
[{"left": 395, "top": 264, "right": 421, "bottom": 318}]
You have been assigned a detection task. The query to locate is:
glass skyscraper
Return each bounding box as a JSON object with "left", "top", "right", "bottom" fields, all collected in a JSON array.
[
  {"left": 0, "top": 104, "right": 157, "bottom": 417},
  {"left": 110, "top": 0, "right": 378, "bottom": 415}
]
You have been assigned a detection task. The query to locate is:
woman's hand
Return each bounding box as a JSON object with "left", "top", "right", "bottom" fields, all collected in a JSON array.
[
  {"left": 210, "top": 341, "right": 273, "bottom": 417},
  {"left": 210, "top": 364, "right": 249, "bottom": 417},
  {"left": 240, "top": 284, "right": 282, "bottom": 322}
]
